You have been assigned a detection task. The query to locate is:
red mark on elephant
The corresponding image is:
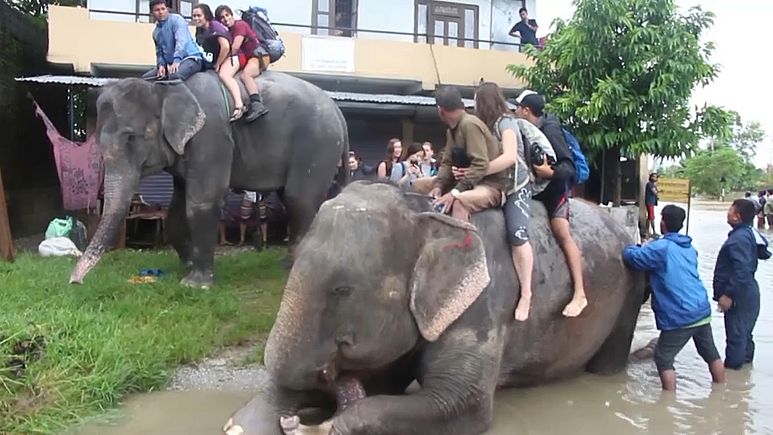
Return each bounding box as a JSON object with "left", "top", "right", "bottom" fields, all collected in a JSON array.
[{"left": 444, "top": 231, "right": 473, "bottom": 251}]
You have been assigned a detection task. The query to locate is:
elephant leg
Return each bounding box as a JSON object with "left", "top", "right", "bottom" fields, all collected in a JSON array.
[
  {"left": 224, "top": 378, "right": 336, "bottom": 435},
  {"left": 180, "top": 200, "right": 220, "bottom": 289},
  {"left": 166, "top": 176, "right": 192, "bottom": 268},
  {"left": 586, "top": 271, "right": 646, "bottom": 374},
  {"left": 283, "top": 193, "right": 322, "bottom": 261}
]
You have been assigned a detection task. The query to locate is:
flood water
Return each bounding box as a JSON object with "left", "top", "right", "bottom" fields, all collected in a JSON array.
[{"left": 77, "top": 202, "right": 772, "bottom": 434}]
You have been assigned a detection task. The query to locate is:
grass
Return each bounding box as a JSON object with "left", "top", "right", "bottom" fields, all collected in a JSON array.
[{"left": 0, "top": 248, "right": 287, "bottom": 434}]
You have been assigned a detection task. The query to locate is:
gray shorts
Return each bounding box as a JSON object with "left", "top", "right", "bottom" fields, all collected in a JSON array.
[
  {"left": 654, "top": 323, "right": 720, "bottom": 372},
  {"left": 503, "top": 185, "right": 532, "bottom": 246}
]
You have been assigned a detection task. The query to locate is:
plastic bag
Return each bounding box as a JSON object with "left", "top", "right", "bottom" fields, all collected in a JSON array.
[
  {"left": 45, "top": 218, "right": 73, "bottom": 239},
  {"left": 38, "top": 237, "right": 82, "bottom": 257}
]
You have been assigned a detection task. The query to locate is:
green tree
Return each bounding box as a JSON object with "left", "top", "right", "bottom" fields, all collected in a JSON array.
[
  {"left": 708, "top": 113, "right": 766, "bottom": 163},
  {"left": 508, "top": 0, "right": 732, "bottom": 205},
  {"left": 681, "top": 147, "right": 760, "bottom": 196},
  {"left": 8, "top": 0, "right": 82, "bottom": 17}
]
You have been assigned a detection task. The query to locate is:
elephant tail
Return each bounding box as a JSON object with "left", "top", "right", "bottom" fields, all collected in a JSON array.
[{"left": 336, "top": 113, "right": 351, "bottom": 188}]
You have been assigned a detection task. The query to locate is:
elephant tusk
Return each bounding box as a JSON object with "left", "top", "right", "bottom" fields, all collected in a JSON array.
[{"left": 222, "top": 418, "right": 245, "bottom": 435}]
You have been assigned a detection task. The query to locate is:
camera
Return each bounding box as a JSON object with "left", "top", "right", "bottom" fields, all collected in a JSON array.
[{"left": 530, "top": 144, "right": 555, "bottom": 166}]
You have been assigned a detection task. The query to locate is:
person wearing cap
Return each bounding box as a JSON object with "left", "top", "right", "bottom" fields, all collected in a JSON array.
[
  {"left": 514, "top": 89, "right": 588, "bottom": 317},
  {"left": 623, "top": 205, "right": 725, "bottom": 391},
  {"left": 428, "top": 86, "right": 508, "bottom": 222}
]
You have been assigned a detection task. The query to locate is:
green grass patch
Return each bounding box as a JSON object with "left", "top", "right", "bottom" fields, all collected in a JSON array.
[{"left": 0, "top": 248, "right": 287, "bottom": 434}]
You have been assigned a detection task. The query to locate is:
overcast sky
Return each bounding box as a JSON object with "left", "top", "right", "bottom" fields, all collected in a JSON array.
[{"left": 534, "top": 0, "right": 773, "bottom": 168}]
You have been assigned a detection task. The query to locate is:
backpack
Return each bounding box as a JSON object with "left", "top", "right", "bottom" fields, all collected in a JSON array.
[
  {"left": 561, "top": 127, "right": 590, "bottom": 185},
  {"left": 241, "top": 6, "right": 285, "bottom": 63},
  {"left": 493, "top": 115, "right": 555, "bottom": 194}
]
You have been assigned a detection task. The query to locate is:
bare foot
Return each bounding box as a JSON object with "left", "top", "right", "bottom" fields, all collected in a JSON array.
[
  {"left": 514, "top": 296, "right": 531, "bottom": 321},
  {"left": 219, "top": 240, "right": 234, "bottom": 246},
  {"left": 562, "top": 296, "right": 588, "bottom": 317}
]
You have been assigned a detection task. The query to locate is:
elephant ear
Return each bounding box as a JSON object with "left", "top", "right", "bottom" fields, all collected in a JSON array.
[
  {"left": 409, "top": 212, "right": 490, "bottom": 342},
  {"left": 155, "top": 80, "right": 205, "bottom": 155}
]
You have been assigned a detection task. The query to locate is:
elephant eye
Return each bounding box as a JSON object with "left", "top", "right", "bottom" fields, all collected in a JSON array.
[{"left": 331, "top": 286, "right": 353, "bottom": 296}]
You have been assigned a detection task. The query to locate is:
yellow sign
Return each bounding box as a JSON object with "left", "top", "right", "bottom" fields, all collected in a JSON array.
[{"left": 657, "top": 178, "right": 691, "bottom": 202}]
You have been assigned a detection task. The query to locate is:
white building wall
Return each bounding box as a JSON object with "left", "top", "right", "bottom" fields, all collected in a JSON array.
[{"left": 87, "top": 0, "right": 542, "bottom": 47}]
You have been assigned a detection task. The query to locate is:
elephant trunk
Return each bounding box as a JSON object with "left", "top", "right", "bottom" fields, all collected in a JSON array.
[
  {"left": 264, "top": 271, "right": 334, "bottom": 390},
  {"left": 70, "top": 171, "right": 139, "bottom": 284}
]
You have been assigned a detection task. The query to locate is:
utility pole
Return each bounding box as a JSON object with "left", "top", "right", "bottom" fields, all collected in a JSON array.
[{"left": 0, "top": 167, "right": 15, "bottom": 262}]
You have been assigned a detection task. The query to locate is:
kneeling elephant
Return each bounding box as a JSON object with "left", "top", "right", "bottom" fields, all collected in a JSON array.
[{"left": 225, "top": 181, "right": 645, "bottom": 434}]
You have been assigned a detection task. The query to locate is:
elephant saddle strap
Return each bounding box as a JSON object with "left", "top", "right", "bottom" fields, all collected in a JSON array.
[{"left": 217, "top": 81, "right": 232, "bottom": 118}]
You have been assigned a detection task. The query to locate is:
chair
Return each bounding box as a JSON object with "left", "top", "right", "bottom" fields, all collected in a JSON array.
[{"left": 122, "top": 173, "right": 173, "bottom": 249}]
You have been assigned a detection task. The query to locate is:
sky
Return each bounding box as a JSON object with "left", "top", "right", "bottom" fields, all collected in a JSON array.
[{"left": 534, "top": 0, "right": 773, "bottom": 169}]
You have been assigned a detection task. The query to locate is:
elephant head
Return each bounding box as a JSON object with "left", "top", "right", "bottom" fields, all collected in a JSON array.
[
  {"left": 264, "top": 181, "right": 491, "bottom": 390},
  {"left": 70, "top": 79, "right": 205, "bottom": 284}
]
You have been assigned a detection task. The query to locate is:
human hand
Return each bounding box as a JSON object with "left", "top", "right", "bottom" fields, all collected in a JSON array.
[
  {"left": 533, "top": 159, "right": 554, "bottom": 178},
  {"left": 432, "top": 193, "right": 455, "bottom": 214},
  {"left": 718, "top": 295, "right": 733, "bottom": 312},
  {"left": 157, "top": 65, "right": 167, "bottom": 78},
  {"left": 169, "top": 62, "right": 180, "bottom": 74},
  {"left": 452, "top": 166, "right": 470, "bottom": 180},
  {"left": 428, "top": 187, "right": 442, "bottom": 199}
]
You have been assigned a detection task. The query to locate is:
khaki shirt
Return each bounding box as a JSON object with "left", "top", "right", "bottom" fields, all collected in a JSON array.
[{"left": 434, "top": 112, "right": 508, "bottom": 193}]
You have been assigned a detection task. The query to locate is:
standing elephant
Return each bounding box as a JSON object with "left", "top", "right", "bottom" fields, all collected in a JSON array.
[
  {"left": 224, "top": 181, "right": 645, "bottom": 435},
  {"left": 70, "top": 71, "right": 348, "bottom": 288}
]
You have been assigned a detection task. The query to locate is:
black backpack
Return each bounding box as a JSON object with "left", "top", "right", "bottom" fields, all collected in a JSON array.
[{"left": 241, "top": 6, "right": 285, "bottom": 63}]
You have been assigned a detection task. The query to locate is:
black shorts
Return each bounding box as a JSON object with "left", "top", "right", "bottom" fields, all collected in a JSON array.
[
  {"left": 533, "top": 181, "right": 570, "bottom": 220},
  {"left": 503, "top": 186, "right": 532, "bottom": 246},
  {"left": 654, "top": 323, "right": 721, "bottom": 372}
]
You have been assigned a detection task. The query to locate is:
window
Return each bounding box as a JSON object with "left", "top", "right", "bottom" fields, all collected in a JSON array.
[
  {"left": 313, "top": 0, "right": 359, "bottom": 37},
  {"left": 414, "top": 1, "right": 478, "bottom": 48}
]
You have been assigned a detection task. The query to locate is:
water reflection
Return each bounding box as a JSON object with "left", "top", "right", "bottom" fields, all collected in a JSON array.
[{"left": 76, "top": 202, "right": 771, "bottom": 435}]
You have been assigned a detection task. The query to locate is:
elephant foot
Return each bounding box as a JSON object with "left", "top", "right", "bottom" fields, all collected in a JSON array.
[
  {"left": 280, "top": 415, "right": 332, "bottom": 435},
  {"left": 180, "top": 269, "right": 213, "bottom": 289},
  {"left": 630, "top": 337, "right": 658, "bottom": 361}
]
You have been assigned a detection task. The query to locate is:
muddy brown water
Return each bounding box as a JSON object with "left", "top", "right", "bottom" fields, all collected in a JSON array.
[{"left": 75, "top": 202, "right": 772, "bottom": 434}]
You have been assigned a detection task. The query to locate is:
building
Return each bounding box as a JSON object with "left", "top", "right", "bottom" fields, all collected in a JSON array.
[{"left": 44, "top": 0, "right": 537, "bottom": 163}]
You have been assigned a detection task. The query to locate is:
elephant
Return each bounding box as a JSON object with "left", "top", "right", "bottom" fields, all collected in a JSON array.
[
  {"left": 223, "top": 180, "right": 645, "bottom": 435},
  {"left": 69, "top": 70, "right": 349, "bottom": 288}
]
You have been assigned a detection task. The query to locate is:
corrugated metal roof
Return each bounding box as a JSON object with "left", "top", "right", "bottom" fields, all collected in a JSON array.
[
  {"left": 16, "top": 75, "right": 514, "bottom": 109},
  {"left": 15, "top": 75, "right": 119, "bottom": 86}
]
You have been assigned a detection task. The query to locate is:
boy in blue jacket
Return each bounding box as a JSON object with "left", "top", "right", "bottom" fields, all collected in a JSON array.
[
  {"left": 623, "top": 205, "right": 725, "bottom": 390},
  {"left": 714, "top": 199, "right": 770, "bottom": 369}
]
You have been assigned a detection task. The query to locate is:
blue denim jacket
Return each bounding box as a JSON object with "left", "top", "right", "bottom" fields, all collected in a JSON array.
[{"left": 153, "top": 14, "right": 203, "bottom": 66}]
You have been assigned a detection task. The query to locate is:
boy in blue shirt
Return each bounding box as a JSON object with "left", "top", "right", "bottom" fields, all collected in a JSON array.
[
  {"left": 623, "top": 205, "right": 725, "bottom": 390},
  {"left": 142, "top": 0, "right": 204, "bottom": 81}
]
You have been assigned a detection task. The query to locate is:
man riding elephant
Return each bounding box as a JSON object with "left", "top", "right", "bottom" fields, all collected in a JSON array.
[{"left": 223, "top": 181, "right": 644, "bottom": 435}]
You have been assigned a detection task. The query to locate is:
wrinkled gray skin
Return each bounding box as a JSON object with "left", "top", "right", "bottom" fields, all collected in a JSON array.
[
  {"left": 70, "top": 71, "right": 348, "bottom": 288},
  {"left": 224, "top": 181, "right": 645, "bottom": 435}
]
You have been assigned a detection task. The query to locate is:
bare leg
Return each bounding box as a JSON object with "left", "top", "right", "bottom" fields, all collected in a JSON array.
[
  {"left": 218, "top": 221, "right": 232, "bottom": 246},
  {"left": 218, "top": 60, "right": 244, "bottom": 120},
  {"left": 512, "top": 243, "right": 534, "bottom": 321},
  {"left": 709, "top": 359, "right": 725, "bottom": 384},
  {"left": 239, "top": 222, "right": 247, "bottom": 246},
  {"left": 659, "top": 369, "right": 677, "bottom": 391},
  {"left": 551, "top": 217, "right": 587, "bottom": 317}
]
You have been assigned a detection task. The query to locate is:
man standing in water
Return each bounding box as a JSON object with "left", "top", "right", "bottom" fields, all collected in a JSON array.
[
  {"left": 623, "top": 205, "right": 725, "bottom": 391},
  {"left": 714, "top": 199, "right": 769, "bottom": 369}
]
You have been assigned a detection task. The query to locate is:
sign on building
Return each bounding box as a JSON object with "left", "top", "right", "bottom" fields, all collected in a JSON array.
[{"left": 302, "top": 36, "right": 355, "bottom": 73}]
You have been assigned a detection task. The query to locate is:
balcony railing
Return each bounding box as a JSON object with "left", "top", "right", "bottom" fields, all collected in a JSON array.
[{"left": 86, "top": 8, "right": 526, "bottom": 50}]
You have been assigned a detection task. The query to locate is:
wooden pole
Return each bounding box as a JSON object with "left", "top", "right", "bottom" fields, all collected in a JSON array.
[
  {"left": 686, "top": 179, "right": 692, "bottom": 235},
  {"left": 0, "top": 167, "right": 15, "bottom": 262}
]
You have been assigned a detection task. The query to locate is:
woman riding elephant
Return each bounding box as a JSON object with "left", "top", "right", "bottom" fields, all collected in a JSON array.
[
  {"left": 223, "top": 181, "right": 645, "bottom": 434},
  {"left": 69, "top": 71, "right": 348, "bottom": 288}
]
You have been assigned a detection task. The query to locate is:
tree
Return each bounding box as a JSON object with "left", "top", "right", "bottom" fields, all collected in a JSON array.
[
  {"left": 708, "top": 112, "right": 766, "bottom": 163},
  {"left": 681, "top": 147, "right": 761, "bottom": 197},
  {"left": 8, "top": 0, "right": 83, "bottom": 18},
  {"left": 508, "top": 0, "right": 733, "bottom": 205}
]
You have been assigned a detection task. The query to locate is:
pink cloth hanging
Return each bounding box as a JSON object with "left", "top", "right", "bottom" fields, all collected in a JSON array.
[{"left": 34, "top": 100, "right": 104, "bottom": 211}]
